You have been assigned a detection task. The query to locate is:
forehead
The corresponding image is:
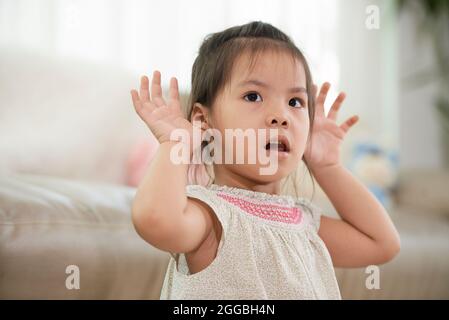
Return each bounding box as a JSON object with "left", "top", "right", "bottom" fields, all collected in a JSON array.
[{"left": 229, "top": 50, "right": 306, "bottom": 88}]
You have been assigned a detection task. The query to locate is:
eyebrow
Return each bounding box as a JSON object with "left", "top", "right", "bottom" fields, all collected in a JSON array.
[{"left": 237, "top": 79, "right": 307, "bottom": 94}]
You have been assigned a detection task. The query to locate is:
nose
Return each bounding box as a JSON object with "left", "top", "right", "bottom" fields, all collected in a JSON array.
[{"left": 265, "top": 113, "right": 289, "bottom": 129}]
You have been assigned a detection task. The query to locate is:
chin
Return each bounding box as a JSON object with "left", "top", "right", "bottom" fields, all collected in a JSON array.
[{"left": 235, "top": 163, "right": 296, "bottom": 184}]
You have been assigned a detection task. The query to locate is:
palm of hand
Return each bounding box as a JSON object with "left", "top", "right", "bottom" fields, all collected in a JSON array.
[
  {"left": 131, "top": 71, "right": 194, "bottom": 145},
  {"left": 304, "top": 83, "right": 359, "bottom": 171}
]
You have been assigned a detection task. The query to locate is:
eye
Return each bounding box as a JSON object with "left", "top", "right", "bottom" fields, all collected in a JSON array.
[
  {"left": 243, "top": 92, "right": 262, "bottom": 103},
  {"left": 289, "top": 97, "right": 305, "bottom": 108}
]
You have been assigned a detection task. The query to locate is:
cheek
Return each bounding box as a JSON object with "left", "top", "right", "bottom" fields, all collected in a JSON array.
[
  {"left": 294, "top": 116, "right": 310, "bottom": 137},
  {"left": 292, "top": 121, "right": 310, "bottom": 153}
]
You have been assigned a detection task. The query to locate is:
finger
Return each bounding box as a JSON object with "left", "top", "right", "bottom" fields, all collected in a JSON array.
[
  {"left": 153, "top": 96, "right": 167, "bottom": 108},
  {"left": 131, "top": 89, "right": 156, "bottom": 117},
  {"left": 340, "top": 115, "right": 359, "bottom": 133},
  {"left": 316, "top": 82, "right": 330, "bottom": 105},
  {"left": 315, "top": 82, "right": 330, "bottom": 117},
  {"left": 151, "top": 70, "right": 167, "bottom": 107},
  {"left": 169, "top": 77, "right": 180, "bottom": 102},
  {"left": 168, "top": 77, "right": 181, "bottom": 110},
  {"left": 139, "top": 75, "right": 150, "bottom": 103},
  {"left": 327, "top": 92, "right": 346, "bottom": 121},
  {"left": 130, "top": 89, "right": 142, "bottom": 113}
]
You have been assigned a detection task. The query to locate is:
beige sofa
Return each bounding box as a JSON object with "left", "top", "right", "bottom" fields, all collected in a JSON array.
[
  {"left": 0, "top": 173, "right": 168, "bottom": 299},
  {"left": 1, "top": 48, "right": 449, "bottom": 299}
]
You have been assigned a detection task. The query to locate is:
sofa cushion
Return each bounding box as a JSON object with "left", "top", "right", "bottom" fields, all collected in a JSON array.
[{"left": 0, "top": 173, "right": 170, "bottom": 299}]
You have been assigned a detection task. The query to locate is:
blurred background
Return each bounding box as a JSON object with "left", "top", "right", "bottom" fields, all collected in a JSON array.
[{"left": 0, "top": 0, "right": 448, "bottom": 299}]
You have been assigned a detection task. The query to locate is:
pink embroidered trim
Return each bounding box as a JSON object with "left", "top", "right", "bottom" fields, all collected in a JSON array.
[{"left": 217, "top": 192, "right": 303, "bottom": 224}]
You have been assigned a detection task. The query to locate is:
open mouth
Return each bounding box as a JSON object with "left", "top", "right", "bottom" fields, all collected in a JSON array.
[{"left": 264, "top": 136, "right": 291, "bottom": 153}]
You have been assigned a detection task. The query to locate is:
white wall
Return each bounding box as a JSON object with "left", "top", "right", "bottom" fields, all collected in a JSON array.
[
  {"left": 398, "top": 5, "right": 443, "bottom": 169},
  {"left": 335, "top": 0, "right": 399, "bottom": 164},
  {"left": 336, "top": 0, "right": 444, "bottom": 170}
]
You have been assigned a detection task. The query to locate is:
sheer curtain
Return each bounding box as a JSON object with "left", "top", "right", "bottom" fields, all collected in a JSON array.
[{"left": 0, "top": 0, "right": 340, "bottom": 111}]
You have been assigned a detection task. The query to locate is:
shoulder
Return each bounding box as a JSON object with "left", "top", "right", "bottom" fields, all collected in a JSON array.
[
  {"left": 185, "top": 184, "right": 219, "bottom": 203},
  {"left": 185, "top": 184, "right": 230, "bottom": 227},
  {"left": 295, "top": 197, "right": 323, "bottom": 232},
  {"left": 185, "top": 185, "right": 215, "bottom": 213}
]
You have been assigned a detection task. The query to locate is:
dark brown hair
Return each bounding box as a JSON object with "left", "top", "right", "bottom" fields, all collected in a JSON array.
[{"left": 186, "top": 21, "right": 316, "bottom": 198}]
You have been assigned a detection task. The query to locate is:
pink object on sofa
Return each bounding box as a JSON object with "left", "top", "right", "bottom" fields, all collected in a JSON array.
[
  {"left": 126, "top": 134, "right": 213, "bottom": 187},
  {"left": 126, "top": 134, "right": 160, "bottom": 187}
]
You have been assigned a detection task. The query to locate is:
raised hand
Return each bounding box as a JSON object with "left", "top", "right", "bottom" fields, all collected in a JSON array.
[
  {"left": 303, "top": 82, "right": 359, "bottom": 173},
  {"left": 130, "top": 71, "right": 194, "bottom": 146}
]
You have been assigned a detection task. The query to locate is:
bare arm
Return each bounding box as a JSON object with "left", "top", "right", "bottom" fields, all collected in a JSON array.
[
  {"left": 132, "top": 140, "right": 189, "bottom": 223},
  {"left": 130, "top": 71, "right": 213, "bottom": 254},
  {"left": 313, "top": 164, "right": 401, "bottom": 268},
  {"left": 304, "top": 82, "right": 400, "bottom": 268}
]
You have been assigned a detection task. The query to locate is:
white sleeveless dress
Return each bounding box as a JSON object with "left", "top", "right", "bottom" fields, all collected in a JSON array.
[{"left": 159, "top": 183, "right": 341, "bottom": 300}]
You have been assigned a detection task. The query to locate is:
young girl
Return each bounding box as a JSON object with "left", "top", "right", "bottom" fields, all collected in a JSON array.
[{"left": 130, "top": 21, "right": 400, "bottom": 300}]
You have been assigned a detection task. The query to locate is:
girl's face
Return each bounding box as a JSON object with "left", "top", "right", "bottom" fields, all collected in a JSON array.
[{"left": 205, "top": 50, "right": 310, "bottom": 186}]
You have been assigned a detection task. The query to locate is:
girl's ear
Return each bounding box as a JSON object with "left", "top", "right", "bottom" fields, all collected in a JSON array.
[{"left": 191, "top": 103, "right": 210, "bottom": 130}]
